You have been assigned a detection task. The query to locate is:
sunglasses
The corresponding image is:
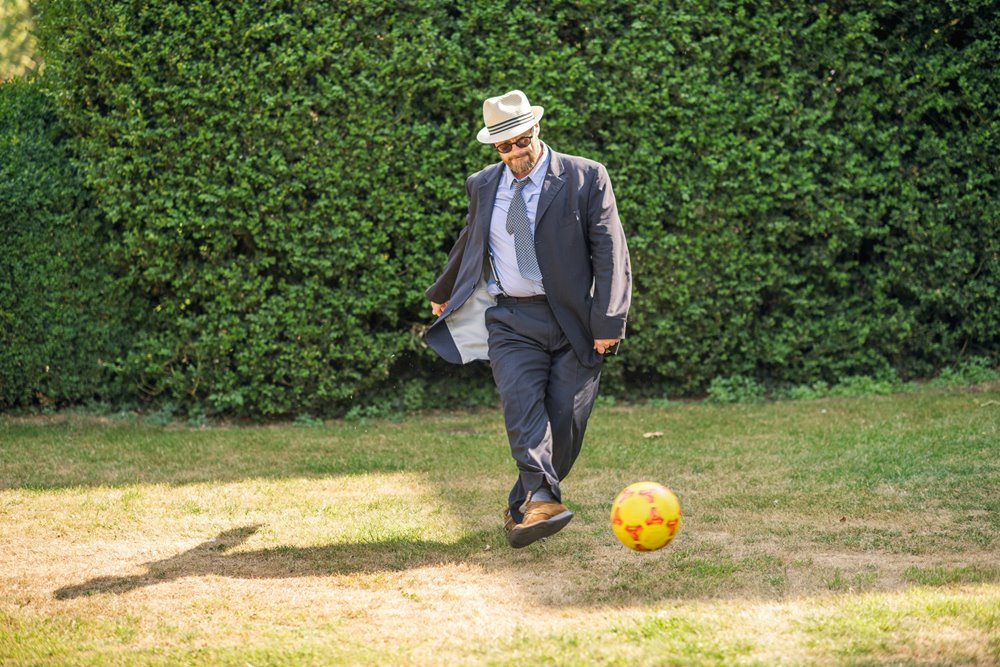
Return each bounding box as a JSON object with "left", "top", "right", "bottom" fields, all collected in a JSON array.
[{"left": 495, "top": 127, "right": 536, "bottom": 154}]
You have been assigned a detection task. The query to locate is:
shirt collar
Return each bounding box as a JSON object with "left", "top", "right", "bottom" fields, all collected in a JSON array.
[{"left": 503, "top": 142, "right": 550, "bottom": 188}]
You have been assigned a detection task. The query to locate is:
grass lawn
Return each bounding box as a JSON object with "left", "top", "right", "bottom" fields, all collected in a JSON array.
[{"left": 1, "top": 385, "right": 999, "bottom": 665}]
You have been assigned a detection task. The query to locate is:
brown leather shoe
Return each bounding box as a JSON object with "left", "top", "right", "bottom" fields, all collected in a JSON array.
[
  {"left": 507, "top": 500, "right": 573, "bottom": 549},
  {"left": 503, "top": 508, "right": 516, "bottom": 534}
]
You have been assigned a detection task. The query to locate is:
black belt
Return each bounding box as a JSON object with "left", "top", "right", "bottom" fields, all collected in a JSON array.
[{"left": 496, "top": 294, "right": 548, "bottom": 305}]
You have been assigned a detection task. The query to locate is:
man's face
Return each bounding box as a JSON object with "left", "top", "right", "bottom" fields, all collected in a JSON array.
[{"left": 496, "top": 125, "right": 541, "bottom": 175}]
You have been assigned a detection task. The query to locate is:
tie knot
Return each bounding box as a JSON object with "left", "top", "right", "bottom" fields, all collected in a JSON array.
[{"left": 513, "top": 177, "right": 530, "bottom": 192}]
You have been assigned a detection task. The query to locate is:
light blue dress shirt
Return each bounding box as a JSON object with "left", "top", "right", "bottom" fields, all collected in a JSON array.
[{"left": 487, "top": 143, "right": 552, "bottom": 297}]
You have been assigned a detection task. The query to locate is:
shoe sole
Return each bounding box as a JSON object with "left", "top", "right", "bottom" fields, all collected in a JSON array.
[{"left": 507, "top": 510, "right": 574, "bottom": 549}]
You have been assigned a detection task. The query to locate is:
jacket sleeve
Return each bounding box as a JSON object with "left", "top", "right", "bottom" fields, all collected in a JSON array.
[
  {"left": 425, "top": 176, "right": 474, "bottom": 304},
  {"left": 587, "top": 163, "right": 631, "bottom": 339}
]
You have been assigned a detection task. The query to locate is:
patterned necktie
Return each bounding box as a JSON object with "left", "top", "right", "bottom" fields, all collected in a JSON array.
[{"left": 506, "top": 178, "right": 542, "bottom": 281}]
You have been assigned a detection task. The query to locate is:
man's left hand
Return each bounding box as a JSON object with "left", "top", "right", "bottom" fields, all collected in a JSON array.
[{"left": 594, "top": 339, "right": 620, "bottom": 355}]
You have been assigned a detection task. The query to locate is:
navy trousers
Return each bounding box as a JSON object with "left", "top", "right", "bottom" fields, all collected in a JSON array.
[{"left": 485, "top": 297, "right": 603, "bottom": 522}]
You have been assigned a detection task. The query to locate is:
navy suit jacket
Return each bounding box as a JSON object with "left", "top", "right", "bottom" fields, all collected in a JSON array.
[{"left": 425, "top": 149, "right": 631, "bottom": 368}]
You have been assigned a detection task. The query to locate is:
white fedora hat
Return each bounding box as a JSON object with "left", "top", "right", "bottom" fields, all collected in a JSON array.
[{"left": 476, "top": 90, "right": 544, "bottom": 144}]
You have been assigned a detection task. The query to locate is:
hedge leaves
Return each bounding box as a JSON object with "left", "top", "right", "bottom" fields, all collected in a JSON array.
[{"left": 2, "top": 0, "right": 994, "bottom": 415}]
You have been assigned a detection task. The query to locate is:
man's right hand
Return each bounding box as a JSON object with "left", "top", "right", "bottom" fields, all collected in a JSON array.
[{"left": 431, "top": 301, "right": 448, "bottom": 317}]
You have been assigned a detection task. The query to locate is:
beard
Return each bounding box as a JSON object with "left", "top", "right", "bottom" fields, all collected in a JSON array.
[{"left": 505, "top": 151, "right": 537, "bottom": 175}]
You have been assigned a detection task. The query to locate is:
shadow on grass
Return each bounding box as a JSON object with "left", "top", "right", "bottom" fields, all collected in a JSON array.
[
  {"left": 49, "top": 523, "right": 1000, "bottom": 605},
  {"left": 54, "top": 524, "right": 501, "bottom": 600}
]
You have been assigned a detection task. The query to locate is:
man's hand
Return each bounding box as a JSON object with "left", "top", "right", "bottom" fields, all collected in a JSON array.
[
  {"left": 594, "top": 338, "right": 620, "bottom": 355},
  {"left": 431, "top": 301, "right": 449, "bottom": 317}
]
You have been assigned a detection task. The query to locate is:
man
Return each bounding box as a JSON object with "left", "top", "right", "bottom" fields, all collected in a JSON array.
[{"left": 425, "top": 90, "right": 631, "bottom": 548}]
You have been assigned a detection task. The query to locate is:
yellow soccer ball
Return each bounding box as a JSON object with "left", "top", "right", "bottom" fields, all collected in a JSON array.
[{"left": 611, "top": 481, "right": 682, "bottom": 551}]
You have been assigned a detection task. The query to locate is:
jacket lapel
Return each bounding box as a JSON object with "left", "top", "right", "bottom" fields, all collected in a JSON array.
[
  {"left": 470, "top": 164, "right": 503, "bottom": 274},
  {"left": 535, "top": 150, "right": 566, "bottom": 229},
  {"left": 476, "top": 164, "right": 503, "bottom": 231}
]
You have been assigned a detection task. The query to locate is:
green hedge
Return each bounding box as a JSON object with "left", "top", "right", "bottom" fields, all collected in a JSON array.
[
  {"left": 18, "top": 0, "right": 998, "bottom": 415},
  {"left": 0, "top": 78, "right": 127, "bottom": 408}
]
